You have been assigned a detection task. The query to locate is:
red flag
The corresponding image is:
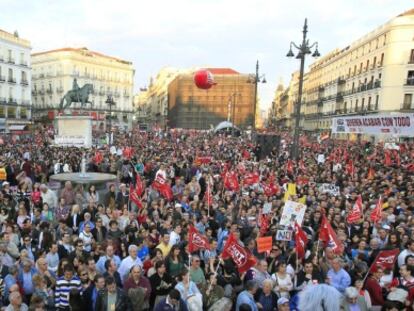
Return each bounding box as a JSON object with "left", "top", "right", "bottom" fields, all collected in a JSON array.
[
  {"left": 224, "top": 171, "right": 240, "bottom": 192},
  {"left": 367, "top": 167, "right": 375, "bottom": 180},
  {"left": 188, "top": 226, "right": 211, "bottom": 253},
  {"left": 370, "top": 196, "right": 382, "bottom": 224},
  {"left": 287, "top": 159, "right": 294, "bottom": 175},
  {"left": 384, "top": 150, "right": 392, "bottom": 166},
  {"left": 295, "top": 222, "right": 308, "bottom": 259},
  {"left": 204, "top": 182, "right": 213, "bottom": 206},
  {"left": 242, "top": 149, "right": 251, "bottom": 160},
  {"left": 346, "top": 159, "right": 355, "bottom": 176},
  {"left": 152, "top": 175, "right": 173, "bottom": 201},
  {"left": 135, "top": 174, "right": 145, "bottom": 197},
  {"left": 259, "top": 213, "right": 269, "bottom": 236},
  {"left": 129, "top": 185, "right": 142, "bottom": 209},
  {"left": 319, "top": 215, "right": 344, "bottom": 255},
  {"left": 369, "top": 249, "right": 399, "bottom": 272},
  {"left": 221, "top": 234, "right": 256, "bottom": 273},
  {"left": 244, "top": 172, "right": 260, "bottom": 186},
  {"left": 347, "top": 195, "right": 363, "bottom": 224},
  {"left": 262, "top": 182, "right": 279, "bottom": 197},
  {"left": 194, "top": 156, "right": 212, "bottom": 166},
  {"left": 123, "top": 147, "right": 133, "bottom": 160},
  {"left": 94, "top": 151, "right": 103, "bottom": 164}
]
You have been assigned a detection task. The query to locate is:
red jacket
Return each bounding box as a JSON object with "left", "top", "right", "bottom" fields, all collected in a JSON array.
[
  {"left": 365, "top": 277, "right": 384, "bottom": 306},
  {"left": 123, "top": 276, "right": 152, "bottom": 301}
]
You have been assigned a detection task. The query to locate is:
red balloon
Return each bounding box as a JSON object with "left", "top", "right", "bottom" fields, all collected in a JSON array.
[{"left": 194, "top": 69, "right": 215, "bottom": 89}]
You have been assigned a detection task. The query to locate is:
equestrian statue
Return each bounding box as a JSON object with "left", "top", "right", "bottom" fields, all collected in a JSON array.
[{"left": 60, "top": 78, "right": 94, "bottom": 110}]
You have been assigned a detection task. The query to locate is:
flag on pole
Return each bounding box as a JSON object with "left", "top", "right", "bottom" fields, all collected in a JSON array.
[
  {"left": 347, "top": 195, "right": 363, "bottom": 224},
  {"left": 370, "top": 196, "right": 383, "bottom": 224},
  {"left": 135, "top": 174, "right": 145, "bottom": 197},
  {"left": 369, "top": 248, "right": 399, "bottom": 272},
  {"left": 188, "top": 226, "right": 210, "bottom": 253},
  {"left": 224, "top": 171, "right": 240, "bottom": 192},
  {"left": 295, "top": 222, "right": 308, "bottom": 259},
  {"left": 221, "top": 233, "right": 256, "bottom": 273},
  {"left": 367, "top": 167, "right": 375, "bottom": 180},
  {"left": 287, "top": 159, "right": 294, "bottom": 175},
  {"left": 319, "top": 215, "right": 344, "bottom": 255},
  {"left": 129, "top": 185, "right": 142, "bottom": 209}
]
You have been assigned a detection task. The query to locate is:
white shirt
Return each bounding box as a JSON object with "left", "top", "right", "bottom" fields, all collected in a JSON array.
[
  {"left": 169, "top": 231, "right": 181, "bottom": 246},
  {"left": 118, "top": 256, "right": 143, "bottom": 282},
  {"left": 398, "top": 249, "right": 414, "bottom": 267}
]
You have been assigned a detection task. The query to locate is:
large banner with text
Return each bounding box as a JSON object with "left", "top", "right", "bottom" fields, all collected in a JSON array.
[{"left": 331, "top": 113, "right": 414, "bottom": 136}]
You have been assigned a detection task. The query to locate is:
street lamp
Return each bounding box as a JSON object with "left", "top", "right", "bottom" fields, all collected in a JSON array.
[
  {"left": 248, "top": 60, "right": 266, "bottom": 130},
  {"left": 105, "top": 95, "right": 115, "bottom": 146},
  {"left": 286, "top": 18, "right": 320, "bottom": 161}
]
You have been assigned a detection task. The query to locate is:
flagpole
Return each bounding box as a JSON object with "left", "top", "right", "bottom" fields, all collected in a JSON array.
[
  {"left": 188, "top": 254, "right": 192, "bottom": 283},
  {"left": 207, "top": 258, "right": 222, "bottom": 292}
]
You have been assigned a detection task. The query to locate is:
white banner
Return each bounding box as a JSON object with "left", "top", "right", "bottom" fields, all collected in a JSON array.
[
  {"left": 276, "top": 230, "right": 293, "bottom": 241},
  {"left": 55, "top": 135, "right": 87, "bottom": 148},
  {"left": 331, "top": 113, "right": 414, "bottom": 136},
  {"left": 318, "top": 183, "right": 340, "bottom": 196},
  {"left": 280, "top": 200, "right": 307, "bottom": 227}
]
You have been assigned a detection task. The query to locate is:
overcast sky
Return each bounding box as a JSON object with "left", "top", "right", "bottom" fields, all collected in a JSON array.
[{"left": 1, "top": 0, "right": 411, "bottom": 110}]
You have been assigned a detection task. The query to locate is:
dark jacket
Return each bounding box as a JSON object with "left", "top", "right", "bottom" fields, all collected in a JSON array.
[
  {"left": 154, "top": 297, "right": 189, "bottom": 311},
  {"left": 83, "top": 284, "right": 97, "bottom": 311},
  {"left": 254, "top": 288, "right": 278, "bottom": 311},
  {"left": 95, "top": 288, "right": 132, "bottom": 311},
  {"left": 66, "top": 213, "right": 82, "bottom": 234}
]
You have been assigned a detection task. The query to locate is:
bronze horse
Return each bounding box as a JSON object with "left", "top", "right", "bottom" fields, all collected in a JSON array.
[{"left": 60, "top": 84, "right": 94, "bottom": 110}]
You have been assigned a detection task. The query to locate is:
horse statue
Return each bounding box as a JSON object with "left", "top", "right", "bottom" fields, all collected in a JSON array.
[
  {"left": 60, "top": 83, "right": 94, "bottom": 110},
  {"left": 297, "top": 284, "right": 342, "bottom": 311}
]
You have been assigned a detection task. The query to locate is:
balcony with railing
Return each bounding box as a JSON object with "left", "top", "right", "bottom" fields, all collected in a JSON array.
[
  {"left": 20, "top": 60, "right": 28, "bottom": 67},
  {"left": 8, "top": 98, "right": 17, "bottom": 105},
  {"left": 0, "top": 56, "right": 4, "bottom": 62},
  {"left": 123, "top": 93, "right": 130, "bottom": 98},
  {"left": 7, "top": 57, "right": 15, "bottom": 64},
  {"left": 46, "top": 88, "right": 53, "bottom": 94},
  {"left": 401, "top": 102, "right": 414, "bottom": 111},
  {"left": 405, "top": 78, "right": 414, "bottom": 86},
  {"left": 21, "top": 79, "right": 29, "bottom": 86},
  {"left": 39, "top": 73, "right": 45, "bottom": 78},
  {"left": 337, "top": 77, "right": 346, "bottom": 85},
  {"left": 0, "top": 97, "right": 6, "bottom": 104},
  {"left": 8, "top": 77, "right": 16, "bottom": 83},
  {"left": 0, "top": 75, "right": 5, "bottom": 82}
]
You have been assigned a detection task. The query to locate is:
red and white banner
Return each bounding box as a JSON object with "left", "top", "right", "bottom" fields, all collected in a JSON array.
[
  {"left": 224, "top": 171, "right": 240, "bottom": 192},
  {"left": 319, "top": 215, "right": 344, "bottom": 255},
  {"left": 188, "top": 226, "right": 210, "bottom": 253},
  {"left": 331, "top": 113, "right": 414, "bottom": 136},
  {"left": 295, "top": 222, "right": 308, "bottom": 259},
  {"left": 370, "top": 196, "right": 383, "bottom": 224},
  {"left": 347, "top": 195, "right": 363, "bottom": 224},
  {"left": 244, "top": 172, "right": 260, "bottom": 186},
  {"left": 221, "top": 233, "right": 256, "bottom": 273},
  {"left": 369, "top": 249, "right": 400, "bottom": 272},
  {"left": 152, "top": 175, "right": 173, "bottom": 201}
]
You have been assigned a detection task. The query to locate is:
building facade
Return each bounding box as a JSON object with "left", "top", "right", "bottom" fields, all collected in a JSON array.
[
  {"left": 273, "top": 9, "right": 414, "bottom": 134},
  {"left": 168, "top": 68, "right": 255, "bottom": 129},
  {"left": 31, "top": 47, "right": 134, "bottom": 125},
  {"left": 0, "top": 29, "right": 32, "bottom": 132}
]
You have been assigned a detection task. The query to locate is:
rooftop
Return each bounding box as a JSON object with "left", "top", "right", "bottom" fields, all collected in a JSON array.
[
  {"left": 205, "top": 68, "right": 239, "bottom": 75},
  {"left": 32, "top": 47, "right": 132, "bottom": 65},
  {"left": 397, "top": 8, "right": 414, "bottom": 17},
  {"left": 0, "top": 28, "right": 31, "bottom": 47}
]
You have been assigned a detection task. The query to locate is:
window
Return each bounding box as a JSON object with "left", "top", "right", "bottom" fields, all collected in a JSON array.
[
  {"left": 373, "top": 56, "right": 377, "bottom": 68},
  {"left": 355, "top": 99, "right": 359, "bottom": 111},
  {"left": 380, "top": 53, "right": 384, "bottom": 67},
  {"left": 361, "top": 98, "right": 365, "bottom": 111},
  {"left": 368, "top": 97, "right": 372, "bottom": 110},
  {"left": 366, "top": 60, "right": 370, "bottom": 72},
  {"left": 407, "top": 71, "right": 414, "bottom": 85},
  {"left": 375, "top": 95, "right": 379, "bottom": 110},
  {"left": 403, "top": 94, "right": 412, "bottom": 109}
]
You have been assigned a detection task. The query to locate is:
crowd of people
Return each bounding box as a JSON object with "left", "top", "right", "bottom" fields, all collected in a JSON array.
[{"left": 0, "top": 126, "right": 413, "bottom": 311}]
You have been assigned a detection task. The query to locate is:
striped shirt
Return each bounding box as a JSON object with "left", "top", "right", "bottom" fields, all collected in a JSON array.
[{"left": 55, "top": 276, "right": 82, "bottom": 309}]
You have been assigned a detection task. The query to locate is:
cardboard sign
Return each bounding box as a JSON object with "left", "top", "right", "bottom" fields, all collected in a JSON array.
[
  {"left": 276, "top": 230, "right": 293, "bottom": 241},
  {"left": 280, "top": 200, "right": 307, "bottom": 227},
  {"left": 257, "top": 236, "right": 273, "bottom": 253},
  {"left": 318, "top": 183, "right": 340, "bottom": 196}
]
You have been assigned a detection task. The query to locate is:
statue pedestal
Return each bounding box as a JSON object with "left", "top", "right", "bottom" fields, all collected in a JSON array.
[{"left": 54, "top": 115, "right": 92, "bottom": 148}]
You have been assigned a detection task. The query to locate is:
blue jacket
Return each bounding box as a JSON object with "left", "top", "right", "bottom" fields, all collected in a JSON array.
[
  {"left": 236, "top": 290, "right": 258, "bottom": 311},
  {"left": 154, "top": 297, "right": 188, "bottom": 311}
]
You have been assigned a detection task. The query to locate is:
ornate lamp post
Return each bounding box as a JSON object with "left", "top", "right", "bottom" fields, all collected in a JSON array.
[
  {"left": 286, "top": 19, "right": 320, "bottom": 161},
  {"left": 248, "top": 60, "right": 266, "bottom": 129},
  {"left": 105, "top": 95, "right": 115, "bottom": 146}
]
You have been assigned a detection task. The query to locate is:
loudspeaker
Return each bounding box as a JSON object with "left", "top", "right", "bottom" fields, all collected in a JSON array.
[{"left": 254, "top": 134, "right": 280, "bottom": 159}]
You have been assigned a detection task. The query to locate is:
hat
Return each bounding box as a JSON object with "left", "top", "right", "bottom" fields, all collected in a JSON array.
[
  {"left": 277, "top": 297, "right": 289, "bottom": 305},
  {"left": 2, "top": 181, "right": 9, "bottom": 187}
]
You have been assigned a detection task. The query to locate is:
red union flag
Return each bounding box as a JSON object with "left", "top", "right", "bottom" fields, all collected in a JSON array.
[
  {"left": 224, "top": 171, "right": 240, "bottom": 192},
  {"left": 194, "top": 156, "right": 213, "bottom": 166},
  {"left": 287, "top": 159, "right": 294, "bottom": 175},
  {"left": 347, "top": 195, "right": 363, "bottom": 224},
  {"left": 262, "top": 182, "right": 279, "bottom": 197},
  {"left": 123, "top": 147, "right": 133, "bottom": 159},
  {"left": 369, "top": 249, "right": 399, "bottom": 272},
  {"left": 319, "top": 215, "right": 344, "bottom": 255},
  {"left": 152, "top": 175, "right": 173, "bottom": 201},
  {"left": 188, "top": 226, "right": 210, "bottom": 253},
  {"left": 295, "top": 222, "right": 308, "bottom": 259},
  {"left": 370, "top": 196, "right": 382, "bottom": 224},
  {"left": 221, "top": 233, "right": 256, "bottom": 273},
  {"left": 129, "top": 185, "right": 142, "bottom": 209},
  {"left": 135, "top": 174, "right": 145, "bottom": 197},
  {"left": 244, "top": 172, "right": 260, "bottom": 186}
]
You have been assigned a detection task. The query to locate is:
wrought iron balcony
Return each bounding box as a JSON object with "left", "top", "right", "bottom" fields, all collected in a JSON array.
[
  {"left": 0, "top": 56, "right": 3, "bottom": 62},
  {"left": 405, "top": 78, "right": 414, "bottom": 86},
  {"left": 8, "top": 98, "right": 17, "bottom": 105},
  {"left": 8, "top": 77, "right": 16, "bottom": 83},
  {"left": 401, "top": 102, "right": 414, "bottom": 110},
  {"left": 7, "top": 58, "right": 15, "bottom": 64},
  {"left": 46, "top": 89, "right": 53, "bottom": 94},
  {"left": 0, "top": 97, "right": 6, "bottom": 104},
  {"left": 21, "top": 79, "right": 29, "bottom": 86},
  {"left": 337, "top": 77, "right": 346, "bottom": 84},
  {"left": 20, "top": 61, "right": 28, "bottom": 67},
  {"left": 0, "top": 75, "right": 5, "bottom": 82}
]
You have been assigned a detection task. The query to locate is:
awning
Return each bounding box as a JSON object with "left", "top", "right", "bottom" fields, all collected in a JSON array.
[{"left": 9, "top": 125, "right": 27, "bottom": 131}]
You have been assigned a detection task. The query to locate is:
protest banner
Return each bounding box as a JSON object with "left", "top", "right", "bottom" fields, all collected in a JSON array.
[{"left": 280, "top": 200, "right": 307, "bottom": 227}]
